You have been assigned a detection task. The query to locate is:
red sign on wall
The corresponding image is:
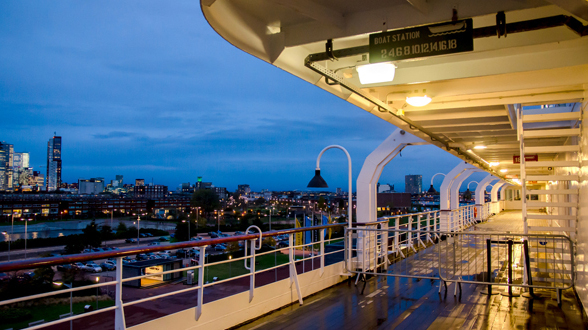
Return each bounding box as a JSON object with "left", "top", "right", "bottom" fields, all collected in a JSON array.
[{"left": 513, "top": 154, "right": 538, "bottom": 164}]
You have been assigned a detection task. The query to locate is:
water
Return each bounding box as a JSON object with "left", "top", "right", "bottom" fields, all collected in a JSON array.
[{"left": 0, "top": 229, "right": 84, "bottom": 242}]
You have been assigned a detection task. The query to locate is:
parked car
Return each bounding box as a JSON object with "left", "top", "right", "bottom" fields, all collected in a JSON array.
[
  {"left": 159, "top": 236, "right": 169, "bottom": 242},
  {"left": 190, "top": 236, "right": 203, "bottom": 241},
  {"left": 145, "top": 233, "right": 153, "bottom": 237},
  {"left": 92, "top": 248, "right": 104, "bottom": 252},
  {"left": 0, "top": 272, "right": 11, "bottom": 282},
  {"left": 83, "top": 262, "right": 102, "bottom": 273},
  {"left": 82, "top": 249, "right": 92, "bottom": 253},
  {"left": 140, "top": 233, "right": 147, "bottom": 238},
  {"left": 148, "top": 242, "right": 159, "bottom": 246},
  {"left": 136, "top": 253, "right": 147, "bottom": 261},
  {"left": 99, "top": 262, "right": 116, "bottom": 271},
  {"left": 176, "top": 249, "right": 188, "bottom": 258},
  {"left": 73, "top": 262, "right": 86, "bottom": 269},
  {"left": 125, "top": 238, "right": 136, "bottom": 243},
  {"left": 233, "top": 231, "right": 245, "bottom": 236},
  {"left": 208, "top": 232, "right": 219, "bottom": 239},
  {"left": 57, "top": 264, "right": 74, "bottom": 272},
  {"left": 215, "top": 244, "right": 227, "bottom": 251},
  {"left": 17, "top": 271, "right": 35, "bottom": 282}
]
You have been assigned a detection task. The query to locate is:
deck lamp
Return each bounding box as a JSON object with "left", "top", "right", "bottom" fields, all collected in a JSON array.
[
  {"left": 308, "top": 145, "right": 353, "bottom": 275},
  {"left": 356, "top": 62, "right": 396, "bottom": 84},
  {"left": 307, "top": 169, "right": 328, "bottom": 188}
]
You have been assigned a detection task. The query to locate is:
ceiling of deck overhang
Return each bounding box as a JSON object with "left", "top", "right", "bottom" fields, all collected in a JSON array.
[{"left": 201, "top": 0, "right": 588, "bottom": 182}]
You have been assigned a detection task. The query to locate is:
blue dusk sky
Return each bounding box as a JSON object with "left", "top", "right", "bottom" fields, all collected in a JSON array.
[{"left": 0, "top": 1, "right": 487, "bottom": 192}]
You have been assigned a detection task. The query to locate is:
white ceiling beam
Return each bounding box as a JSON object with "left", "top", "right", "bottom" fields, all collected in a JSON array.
[
  {"left": 405, "top": 110, "right": 506, "bottom": 120},
  {"left": 269, "top": 0, "right": 345, "bottom": 30},
  {"left": 406, "top": 0, "right": 429, "bottom": 15},
  {"left": 546, "top": 0, "right": 588, "bottom": 21}
]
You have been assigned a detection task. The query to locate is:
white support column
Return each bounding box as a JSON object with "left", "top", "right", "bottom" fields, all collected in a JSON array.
[
  {"left": 475, "top": 175, "right": 498, "bottom": 221},
  {"left": 357, "top": 129, "right": 425, "bottom": 223},
  {"left": 355, "top": 129, "right": 425, "bottom": 270},
  {"left": 491, "top": 181, "right": 508, "bottom": 214},
  {"left": 439, "top": 162, "right": 477, "bottom": 232},
  {"left": 115, "top": 257, "right": 126, "bottom": 330}
]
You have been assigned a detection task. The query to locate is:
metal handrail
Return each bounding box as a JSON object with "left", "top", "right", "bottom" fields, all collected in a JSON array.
[
  {"left": 0, "top": 223, "right": 348, "bottom": 330},
  {"left": 0, "top": 223, "right": 345, "bottom": 272}
]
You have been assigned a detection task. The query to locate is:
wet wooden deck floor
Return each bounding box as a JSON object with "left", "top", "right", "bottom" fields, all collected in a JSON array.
[{"left": 235, "top": 211, "right": 587, "bottom": 330}]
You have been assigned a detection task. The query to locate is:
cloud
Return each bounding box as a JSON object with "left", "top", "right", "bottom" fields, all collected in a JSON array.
[{"left": 93, "top": 131, "right": 137, "bottom": 139}]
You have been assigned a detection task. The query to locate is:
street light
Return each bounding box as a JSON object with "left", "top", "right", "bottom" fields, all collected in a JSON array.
[
  {"left": 53, "top": 281, "right": 73, "bottom": 330},
  {"left": 137, "top": 216, "right": 141, "bottom": 245},
  {"left": 21, "top": 218, "right": 33, "bottom": 258},
  {"left": 1, "top": 231, "right": 9, "bottom": 261},
  {"left": 182, "top": 219, "right": 190, "bottom": 241},
  {"left": 308, "top": 145, "right": 353, "bottom": 267}
]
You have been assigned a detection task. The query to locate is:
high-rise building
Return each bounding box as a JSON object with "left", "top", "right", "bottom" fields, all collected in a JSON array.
[
  {"left": 0, "top": 142, "right": 14, "bottom": 191},
  {"left": 13, "top": 152, "right": 30, "bottom": 186},
  {"left": 405, "top": 175, "right": 423, "bottom": 194},
  {"left": 78, "top": 178, "right": 105, "bottom": 194},
  {"left": 116, "top": 175, "right": 123, "bottom": 185},
  {"left": 237, "top": 184, "right": 251, "bottom": 194},
  {"left": 47, "top": 135, "right": 62, "bottom": 191},
  {"left": 135, "top": 179, "right": 145, "bottom": 187}
]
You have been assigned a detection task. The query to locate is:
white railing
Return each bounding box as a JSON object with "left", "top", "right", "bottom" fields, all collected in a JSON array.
[{"left": 0, "top": 224, "right": 346, "bottom": 330}]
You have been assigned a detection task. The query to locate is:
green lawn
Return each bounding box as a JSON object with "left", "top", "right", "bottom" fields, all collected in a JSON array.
[
  {"left": 2, "top": 300, "right": 115, "bottom": 330},
  {"left": 192, "top": 252, "right": 291, "bottom": 282}
]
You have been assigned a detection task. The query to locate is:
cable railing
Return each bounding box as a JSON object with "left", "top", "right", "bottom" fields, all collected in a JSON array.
[
  {"left": 0, "top": 223, "right": 346, "bottom": 330},
  {"left": 346, "top": 227, "right": 575, "bottom": 305}
]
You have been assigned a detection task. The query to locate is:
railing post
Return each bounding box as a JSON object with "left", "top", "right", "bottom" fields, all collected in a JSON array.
[
  {"left": 320, "top": 228, "right": 325, "bottom": 276},
  {"left": 249, "top": 239, "right": 256, "bottom": 302},
  {"left": 114, "top": 257, "right": 126, "bottom": 330},
  {"left": 289, "top": 233, "right": 303, "bottom": 305},
  {"left": 196, "top": 245, "right": 206, "bottom": 320}
]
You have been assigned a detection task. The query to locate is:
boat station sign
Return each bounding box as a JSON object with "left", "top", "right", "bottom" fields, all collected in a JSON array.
[
  {"left": 369, "top": 19, "right": 473, "bottom": 63},
  {"left": 513, "top": 154, "right": 538, "bottom": 164}
]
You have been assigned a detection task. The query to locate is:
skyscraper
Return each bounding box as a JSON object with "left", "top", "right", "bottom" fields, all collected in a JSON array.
[
  {"left": 13, "top": 152, "right": 30, "bottom": 186},
  {"left": 405, "top": 175, "right": 423, "bottom": 194},
  {"left": 47, "top": 135, "right": 62, "bottom": 191},
  {"left": 0, "top": 142, "right": 14, "bottom": 191}
]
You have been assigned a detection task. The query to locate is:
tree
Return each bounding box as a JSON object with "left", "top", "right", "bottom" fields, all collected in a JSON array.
[
  {"left": 318, "top": 196, "right": 327, "bottom": 212},
  {"left": 83, "top": 220, "right": 102, "bottom": 248},
  {"left": 33, "top": 266, "right": 55, "bottom": 285},
  {"left": 116, "top": 222, "right": 128, "bottom": 235},
  {"left": 64, "top": 235, "right": 86, "bottom": 254},
  {"left": 175, "top": 220, "right": 197, "bottom": 241},
  {"left": 254, "top": 197, "right": 266, "bottom": 206},
  {"left": 100, "top": 225, "right": 114, "bottom": 241},
  {"left": 226, "top": 241, "right": 240, "bottom": 253},
  {"left": 191, "top": 189, "right": 220, "bottom": 220}
]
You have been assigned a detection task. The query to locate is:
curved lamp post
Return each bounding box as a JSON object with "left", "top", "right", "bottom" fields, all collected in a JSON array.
[
  {"left": 307, "top": 145, "right": 352, "bottom": 230},
  {"left": 429, "top": 173, "right": 446, "bottom": 193},
  {"left": 467, "top": 180, "right": 479, "bottom": 190},
  {"left": 308, "top": 145, "right": 353, "bottom": 275}
]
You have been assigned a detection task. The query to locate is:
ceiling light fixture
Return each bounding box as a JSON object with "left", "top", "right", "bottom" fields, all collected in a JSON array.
[
  {"left": 356, "top": 62, "right": 396, "bottom": 84},
  {"left": 406, "top": 95, "right": 432, "bottom": 107},
  {"left": 489, "top": 162, "right": 500, "bottom": 167},
  {"left": 500, "top": 169, "right": 508, "bottom": 173},
  {"left": 473, "top": 145, "right": 487, "bottom": 150}
]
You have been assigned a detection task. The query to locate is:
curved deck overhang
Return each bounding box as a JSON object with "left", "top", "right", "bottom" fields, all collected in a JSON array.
[{"left": 202, "top": 0, "right": 588, "bottom": 182}]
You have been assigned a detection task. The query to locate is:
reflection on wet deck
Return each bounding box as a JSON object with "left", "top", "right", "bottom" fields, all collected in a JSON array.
[
  {"left": 236, "top": 211, "right": 588, "bottom": 330},
  {"left": 236, "top": 270, "right": 587, "bottom": 330}
]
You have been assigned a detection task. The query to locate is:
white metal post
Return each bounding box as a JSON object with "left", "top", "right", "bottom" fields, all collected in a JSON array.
[
  {"left": 288, "top": 233, "right": 303, "bottom": 305},
  {"left": 319, "top": 228, "right": 325, "bottom": 276},
  {"left": 196, "top": 245, "right": 206, "bottom": 320},
  {"left": 249, "top": 240, "right": 256, "bottom": 302},
  {"left": 114, "top": 257, "right": 126, "bottom": 330}
]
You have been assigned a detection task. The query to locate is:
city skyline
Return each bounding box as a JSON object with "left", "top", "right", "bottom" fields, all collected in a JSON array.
[{"left": 0, "top": 1, "right": 484, "bottom": 193}]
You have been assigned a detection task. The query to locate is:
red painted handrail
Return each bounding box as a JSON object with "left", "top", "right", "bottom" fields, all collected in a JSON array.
[{"left": 0, "top": 223, "right": 345, "bottom": 272}]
